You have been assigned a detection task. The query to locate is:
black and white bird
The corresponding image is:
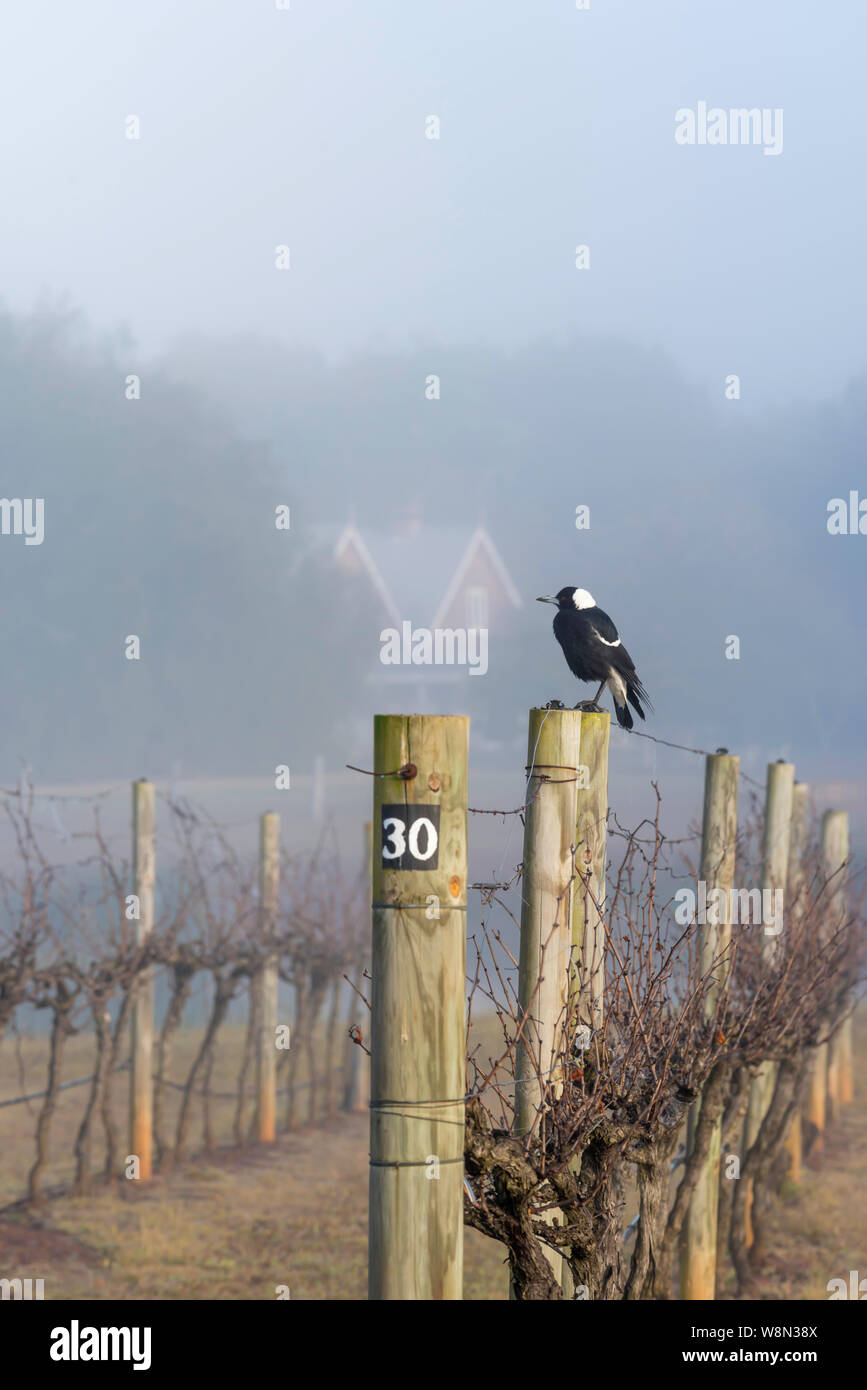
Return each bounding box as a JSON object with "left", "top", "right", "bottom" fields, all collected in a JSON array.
[{"left": 537, "top": 587, "right": 652, "bottom": 730}]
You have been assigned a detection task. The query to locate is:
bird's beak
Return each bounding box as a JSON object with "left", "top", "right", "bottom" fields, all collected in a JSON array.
[{"left": 536, "top": 595, "right": 558, "bottom": 605}]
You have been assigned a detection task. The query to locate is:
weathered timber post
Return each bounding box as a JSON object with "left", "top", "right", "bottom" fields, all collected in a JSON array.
[
  {"left": 254, "top": 812, "right": 280, "bottom": 1143},
  {"left": 559, "top": 709, "right": 609, "bottom": 1301},
  {"left": 838, "top": 1018, "right": 855, "bottom": 1106},
  {"left": 680, "top": 751, "right": 738, "bottom": 1300},
  {"left": 517, "top": 708, "right": 583, "bottom": 1131},
  {"left": 804, "top": 805, "right": 841, "bottom": 1156},
  {"left": 572, "top": 711, "right": 610, "bottom": 1030},
  {"left": 744, "top": 760, "right": 794, "bottom": 1247},
  {"left": 787, "top": 781, "right": 809, "bottom": 909},
  {"left": 343, "top": 821, "right": 372, "bottom": 1114},
  {"left": 822, "top": 811, "right": 850, "bottom": 1126},
  {"left": 805, "top": 1046, "right": 827, "bottom": 1154},
  {"left": 839, "top": 1008, "right": 855, "bottom": 1106},
  {"left": 515, "top": 707, "right": 582, "bottom": 1295},
  {"left": 368, "top": 715, "right": 468, "bottom": 1301},
  {"left": 836, "top": 804, "right": 855, "bottom": 1104},
  {"left": 130, "top": 779, "right": 155, "bottom": 1180},
  {"left": 785, "top": 782, "right": 809, "bottom": 1181}
]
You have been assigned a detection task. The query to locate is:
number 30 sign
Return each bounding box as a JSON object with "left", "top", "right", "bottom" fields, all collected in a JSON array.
[{"left": 381, "top": 805, "right": 441, "bottom": 870}]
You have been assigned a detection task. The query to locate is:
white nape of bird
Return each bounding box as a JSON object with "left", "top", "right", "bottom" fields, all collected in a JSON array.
[{"left": 537, "top": 586, "right": 652, "bottom": 730}]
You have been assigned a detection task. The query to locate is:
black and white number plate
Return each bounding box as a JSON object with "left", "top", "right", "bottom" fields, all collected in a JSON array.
[{"left": 380, "top": 804, "right": 441, "bottom": 870}]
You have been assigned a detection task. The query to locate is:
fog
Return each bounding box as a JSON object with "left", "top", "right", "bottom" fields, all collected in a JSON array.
[{"left": 1, "top": 0, "right": 865, "bottom": 859}]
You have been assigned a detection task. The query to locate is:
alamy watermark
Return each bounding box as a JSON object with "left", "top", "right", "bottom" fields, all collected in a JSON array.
[
  {"left": 1, "top": 1275, "right": 44, "bottom": 1299},
  {"left": 50, "top": 1321, "right": 151, "bottom": 1370},
  {"left": 0, "top": 497, "right": 44, "bottom": 545},
  {"left": 380, "top": 622, "right": 488, "bottom": 676},
  {"left": 674, "top": 883, "right": 783, "bottom": 936},
  {"left": 827, "top": 1270, "right": 867, "bottom": 1299},
  {"left": 827, "top": 492, "right": 867, "bottom": 535},
  {"left": 675, "top": 103, "right": 783, "bottom": 156}
]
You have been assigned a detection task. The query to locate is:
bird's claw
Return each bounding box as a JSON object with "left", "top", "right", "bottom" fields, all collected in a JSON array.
[{"left": 574, "top": 701, "right": 602, "bottom": 712}]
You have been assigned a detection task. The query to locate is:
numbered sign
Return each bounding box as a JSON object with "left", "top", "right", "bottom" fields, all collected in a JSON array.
[{"left": 381, "top": 804, "right": 441, "bottom": 870}]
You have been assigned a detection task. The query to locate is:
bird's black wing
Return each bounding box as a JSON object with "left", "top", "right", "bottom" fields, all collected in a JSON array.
[
  {"left": 590, "top": 606, "right": 639, "bottom": 677},
  {"left": 610, "top": 638, "right": 654, "bottom": 714},
  {"left": 588, "top": 606, "right": 620, "bottom": 645},
  {"left": 593, "top": 607, "right": 653, "bottom": 710}
]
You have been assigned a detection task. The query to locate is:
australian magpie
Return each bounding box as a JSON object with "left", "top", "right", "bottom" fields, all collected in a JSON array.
[{"left": 537, "top": 587, "right": 652, "bottom": 730}]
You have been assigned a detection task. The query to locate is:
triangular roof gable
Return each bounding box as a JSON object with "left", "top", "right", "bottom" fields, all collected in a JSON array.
[
  {"left": 431, "top": 525, "right": 523, "bottom": 628},
  {"left": 334, "top": 522, "right": 401, "bottom": 624}
]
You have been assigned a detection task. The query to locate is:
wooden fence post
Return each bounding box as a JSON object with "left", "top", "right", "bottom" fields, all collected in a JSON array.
[
  {"left": 784, "top": 781, "right": 809, "bottom": 1181},
  {"left": 130, "top": 779, "right": 155, "bottom": 1180},
  {"left": 822, "top": 811, "right": 849, "bottom": 1126},
  {"left": 838, "top": 1018, "right": 855, "bottom": 1107},
  {"left": 556, "top": 709, "right": 609, "bottom": 1301},
  {"left": 572, "top": 712, "right": 610, "bottom": 1031},
  {"left": 515, "top": 707, "right": 582, "bottom": 1294},
  {"left": 744, "top": 760, "right": 794, "bottom": 1246},
  {"left": 805, "top": 1050, "right": 827, "bottom": 1153},
  {"left": 255, "top": 812, "right": 280, "bottom": 1143},
  {"left": 516, "top": 708, "right": 582, "bottom": 1138},
  {"left": 680, "top": 750, "right": 739, "bottom": 1300},
  {"left": 368, "top": 714, "right": 468, "bottom": 1301},
  {"left": 343, "top": 821, "right": 372, "bottom": 1114}
]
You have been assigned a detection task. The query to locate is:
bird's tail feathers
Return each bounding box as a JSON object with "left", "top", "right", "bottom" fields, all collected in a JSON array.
[
  {"left": 614, "top": 697, "right": 633, "bottom": 730},
  {"left": 627, "top": 675, "right": 652, "bottom": 721}
]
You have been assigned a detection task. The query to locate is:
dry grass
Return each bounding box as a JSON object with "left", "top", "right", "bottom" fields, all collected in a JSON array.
[
  {"left": 0, "top": 1118, "right": 507, "bottom": 1300},
  {"left": 0, "top": 1012, "right": 862, "bottom": 1300},
  {"left": 713, "top": 1007, "right": 867, "bottom": 1301},
  {"left": 0, "top": 1015, "right": 341, "bottom": 1207},
  {"left": 0, "top": 1012, "right": 507, "bottom": 1299}
]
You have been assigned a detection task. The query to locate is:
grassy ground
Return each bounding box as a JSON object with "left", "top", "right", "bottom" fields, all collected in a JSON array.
[
  {"left": 0, "top": 1016, "right": 341, "bottom": 1208},
  {"left": 713, "top": 1012, "right": 867, "bottom": 1300},
  {"left": 0, "top": 1014, "right": 862, "bottom": 1300}
]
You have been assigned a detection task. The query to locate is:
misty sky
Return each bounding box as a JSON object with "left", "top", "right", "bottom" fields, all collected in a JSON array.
[
  {"left": 1, "top": 0, "right": 866, "bottom": 860},
  {"left": 2, "top": 0, "right": 866, "bottom": 406}
]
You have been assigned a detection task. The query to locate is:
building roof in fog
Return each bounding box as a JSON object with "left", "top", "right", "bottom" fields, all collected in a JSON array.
[{"left": 303, "top": 520, "right": 523, "bottom": 626}]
